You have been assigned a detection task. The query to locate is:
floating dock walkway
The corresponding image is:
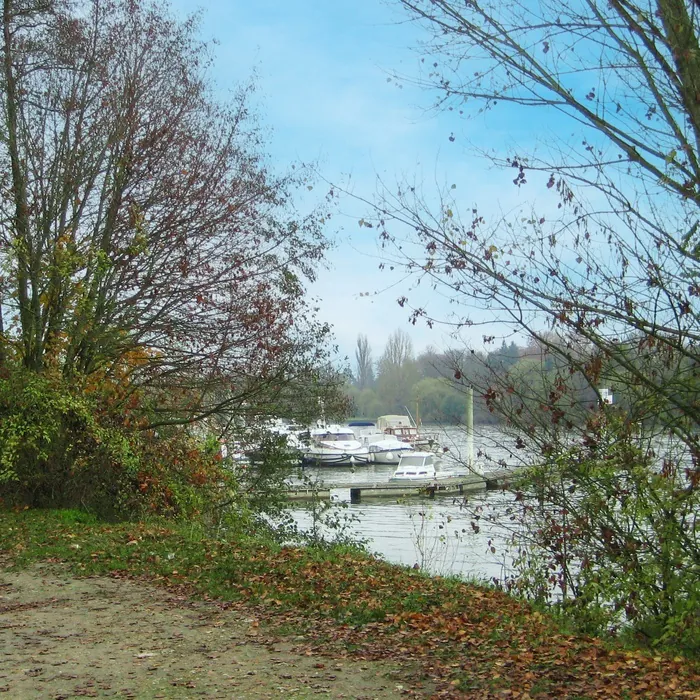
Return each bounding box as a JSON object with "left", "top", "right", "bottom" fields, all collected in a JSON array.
[
  {"left": 285, "top": 469, "right": 519, "bottom": 503},
  {"left": 287, "top": 472, "right": 524, "bottom": 503}
]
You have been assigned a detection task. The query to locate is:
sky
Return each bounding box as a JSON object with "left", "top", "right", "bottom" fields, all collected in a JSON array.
[{"left": 167, "top": 0, "right": 537, "bottom": 366}]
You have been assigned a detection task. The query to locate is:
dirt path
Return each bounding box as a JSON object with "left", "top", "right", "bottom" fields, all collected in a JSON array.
[{"left": 0, "top": 564, "right": 412, "bottom": 699}]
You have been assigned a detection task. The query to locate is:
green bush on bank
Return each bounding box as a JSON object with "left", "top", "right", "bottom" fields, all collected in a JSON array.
[
  {"left": 0, "top": 367, "right": 231, "bottom": 521},
  {"left": 507, "top": 412, "right": 700, "bottom": 656}
]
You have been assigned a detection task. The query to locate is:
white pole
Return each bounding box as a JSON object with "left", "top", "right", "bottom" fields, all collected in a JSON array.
[{"left": 466, "top": 386, "right": 475, "bottom": 473}]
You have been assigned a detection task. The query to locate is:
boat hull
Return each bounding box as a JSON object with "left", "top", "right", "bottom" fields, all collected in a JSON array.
[
  {"left": 301, "top": 424, "right": 370, "bottom": 467},
  {"left": 301, "top": 450, "right": 370, "bottom": 467},
  {"left": 369, "top": 446, "right": 415, "bottom": 465}
]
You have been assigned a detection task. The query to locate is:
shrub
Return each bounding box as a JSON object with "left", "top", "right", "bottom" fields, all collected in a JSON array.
[
  {"left": 0, "top": 367, "right": 231, "bottom": 520},
  {"left": 509, "top": 411, "right": 700, "bottom": 653}
]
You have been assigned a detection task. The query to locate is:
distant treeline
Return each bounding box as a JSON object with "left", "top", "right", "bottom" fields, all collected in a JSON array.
[
  {"left": 345, "top": 331, "right": 516, "bottom": 424},
  {"left": 345, "top": 330, "right": 608, "bottom": 425}
]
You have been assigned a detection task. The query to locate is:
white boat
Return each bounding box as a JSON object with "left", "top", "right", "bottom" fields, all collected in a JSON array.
[
  {"left": 389, "top": 451, "right": 464, "bottom": 482},
  {"left": 348, "top": 421, "right": 416, "bottom": 465},
  {"left": 362, "top": 433, "right": 415, "bottom": 464},
  {"left": 301, "top": 424, "right": 370, "bottom": 466},
  {"left": 376, "top": 414, "right": 437, "bottom": 451}
]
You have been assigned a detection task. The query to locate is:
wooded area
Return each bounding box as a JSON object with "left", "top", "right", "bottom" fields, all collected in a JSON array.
[{"left": 347, "top": 329, "right": 611, "bottom": 424}]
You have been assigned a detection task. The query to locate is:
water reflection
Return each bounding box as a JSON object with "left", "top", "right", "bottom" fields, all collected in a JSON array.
[
  {"left": 292, "top": 490, "right": 518, "bottom": 582},
  {"left": 289, "top": 423, "right": 695, "bottom": 586}
]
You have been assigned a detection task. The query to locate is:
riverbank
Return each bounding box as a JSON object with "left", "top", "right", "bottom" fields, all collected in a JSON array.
[{"left": 1, "top": 508, "right": 698, "bottom": 698}]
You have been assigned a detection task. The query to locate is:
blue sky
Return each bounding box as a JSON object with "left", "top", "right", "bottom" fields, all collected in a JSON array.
[{"left": 168, "top": 0, "right": 537, "bottom": 365}]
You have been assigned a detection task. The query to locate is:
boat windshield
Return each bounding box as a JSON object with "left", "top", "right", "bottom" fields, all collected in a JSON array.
[
  {"left": 399, "top": 455, "right": 432, "bottom": 467},
  {"left": 316, "top": 432, "right": 353, "bottom": 442}
]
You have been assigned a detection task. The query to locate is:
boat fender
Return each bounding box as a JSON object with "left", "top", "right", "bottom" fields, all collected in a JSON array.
[{"left": 386, "top": 452, "right": 393, "bottom": 461}]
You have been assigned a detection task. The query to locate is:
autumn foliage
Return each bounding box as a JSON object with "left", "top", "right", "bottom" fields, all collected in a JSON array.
[
  {"left": 0, "top": 366, "right": 231, "bottom": 518},
  {"left": 0, "top": 0, "right": 341, "bottom": 513},
  {"left": 2, "top": 508, "right": 699, "bottom": 698}
]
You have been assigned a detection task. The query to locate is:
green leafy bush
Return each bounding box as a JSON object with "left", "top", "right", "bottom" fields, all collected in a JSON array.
[
  {"left": 509, "top": 411, "right": 700, "bottom": 654},
  {"left": 0, "top": 367, "right": 230, "bottom": 520}
]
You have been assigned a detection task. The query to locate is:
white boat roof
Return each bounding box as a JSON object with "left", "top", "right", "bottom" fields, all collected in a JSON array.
[
  {"left": 392, "top": 469, "right": 435, "bottom": 476},
  {"left": 376, "top": 415, "right": 414, "bottom": 429},
  {"left": 310, "top": 424, "right": 356, "bottom": 436},
  {"left": 397, "top": 452, "right": 437, "bottom": 467},
  {"left": 391, "top": 462, "right": 438, "bottom": 478}
]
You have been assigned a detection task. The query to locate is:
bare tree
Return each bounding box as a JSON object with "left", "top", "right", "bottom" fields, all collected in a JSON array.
[
  {"left": 376, "top": 329, "right": 418, "bottom": 412},
  {"left": 373, "top": 0, "right": 700, "bottom": 455},
  {"left": 367, "top": 0, "right": 700, "bottom": 645},
  {"left": 354, "top": 334, "right": 374, "bottom": 390},
  {"left": 378, "top": 329, "right": 413, "bottom": 369}
]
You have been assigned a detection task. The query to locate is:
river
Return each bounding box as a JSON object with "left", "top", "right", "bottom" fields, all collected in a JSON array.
[{"left": 289, "top": 425, "right": 527, "bottom": 582}]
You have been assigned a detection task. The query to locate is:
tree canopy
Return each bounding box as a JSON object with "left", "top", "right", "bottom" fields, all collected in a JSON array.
[
  {"left": 0, "top": 0, "right": 343, "bottom": 514},
  {"left": 0, "top": 0, "right": 339, "bottom": 425}
]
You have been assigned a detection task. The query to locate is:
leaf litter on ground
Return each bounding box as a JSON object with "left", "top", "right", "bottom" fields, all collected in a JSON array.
[{"left": 1, "top": 508, "right": 698, "bottom": 699}]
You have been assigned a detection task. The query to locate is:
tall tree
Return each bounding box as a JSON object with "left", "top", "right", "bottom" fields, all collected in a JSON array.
[
  {"left": 354, "top": 334, "right": 374, "bottom": 390},
  {"left": 376, "top": 329, "right": 419, "bottom": 412},
  {"left": 380, "top": 0, "right": 700, "bottom": 449},
  {"left": 0, "top": 0, "right": 335, "bottom": 426},
  {"left": 486, "top": 341, "right": 521, "bottom": 373},
  {"left": 378, "top": 328, "right": 413, "bottom": 370}
]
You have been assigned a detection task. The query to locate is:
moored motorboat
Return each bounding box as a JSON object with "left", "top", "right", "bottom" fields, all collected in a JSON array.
[
  {"left": 376, "top": 414, "right": 437, "bottom": 451},
  {"left": 265, "top": 418, "right": 305, "bottom": 456},
  {"left": 301, "top": 424, "right": 370, "bottom": 466},
  {"left": 389, "top": 451, "right": 465, "bottom": 482},
  {"left": 364, "top": 433, "right": 415, "bottom": 464},
  {"left": 227, "top": 417, "right": 305, "bottom": 465},
  {"left": 348, "top": 421, "right": 416, "bottom": 465}
]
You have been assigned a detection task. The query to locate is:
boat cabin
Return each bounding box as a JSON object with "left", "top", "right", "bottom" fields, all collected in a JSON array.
[
  {"left": 390, "top": 452, "right": 440, "bottom": 480},
  {"left": 309, "top": 426, "right": 357, "bottom": 443},
  {"left": 375, "top": 415, "right": 436, "bottom": 449},
  {"left": 385, "top": 425, "right": 419, "bottom": 441}
]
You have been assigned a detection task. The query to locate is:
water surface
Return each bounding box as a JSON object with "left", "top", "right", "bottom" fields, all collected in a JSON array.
[{"left": 290, "top": 425, "right": 525, "bottom": 581}]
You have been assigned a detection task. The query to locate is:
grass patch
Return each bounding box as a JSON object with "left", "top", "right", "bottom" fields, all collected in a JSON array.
[{"left": 1, "top": 506, "right": 698, "bottom": 699}]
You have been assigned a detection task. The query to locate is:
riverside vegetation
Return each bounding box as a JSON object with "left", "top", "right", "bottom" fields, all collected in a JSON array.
[{"left": 1, "top": 507, "right": 699, "bottom": 699}]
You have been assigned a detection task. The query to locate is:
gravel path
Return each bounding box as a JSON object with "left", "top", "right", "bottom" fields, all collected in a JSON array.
[{"left": 0, "top": 564, "right": 410, "bottom": 699}]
